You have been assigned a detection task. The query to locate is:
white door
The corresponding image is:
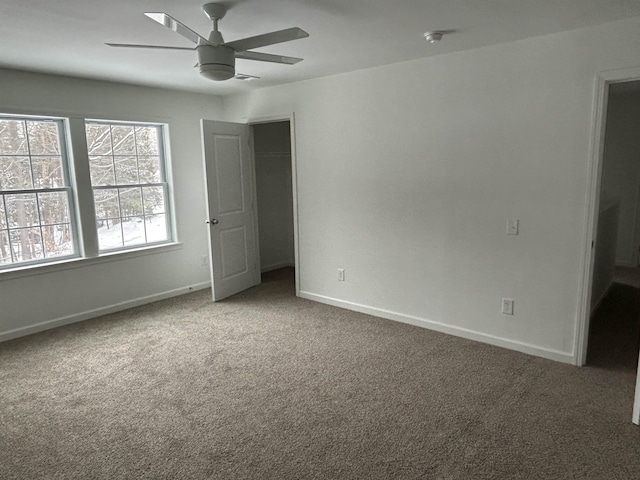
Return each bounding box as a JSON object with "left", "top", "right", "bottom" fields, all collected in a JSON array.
[{"left": 202, "top": 120, "right": 260, "bottom": 301}]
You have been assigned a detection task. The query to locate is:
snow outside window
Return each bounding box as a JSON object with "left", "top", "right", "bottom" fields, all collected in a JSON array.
[
  {"left": 0, "top": 116, "right": 77, "bottom": 268},
  {"left": 85, "top": 121, "right": 171, "bottom": 251}
]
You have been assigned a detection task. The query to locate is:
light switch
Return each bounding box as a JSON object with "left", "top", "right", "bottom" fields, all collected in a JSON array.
[
  {"left": 507, "top": 219, "right": 519, "bottom": 235},
  {"left": 502, "top": 298, "right": 514, "bottom": 315}
]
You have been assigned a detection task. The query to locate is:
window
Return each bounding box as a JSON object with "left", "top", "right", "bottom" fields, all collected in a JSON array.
[
  {"left": 0, "top": 114, "right": 174, "bottom": 272},
  {"left": 0, "top": 116, "right": 76, "bottom": 267},
  {"left": 85, "top": 121, "right": 171, "bottom": 251}
]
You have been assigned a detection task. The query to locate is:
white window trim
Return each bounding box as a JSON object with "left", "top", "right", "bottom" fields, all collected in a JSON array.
[
  {"left": 84, "top": 119, "right": 173, "bottom": 254},
  {"left": 0, "top": 241, "right": 183, "bottom": 282},
  {"left": 68, "top": 117, "right": 99, "bottom": 258},
  {"left": 0, "top": 114, "right": 81, "bottom": 267},
  {"left": 0, "top": 114, "right": 177, "bottom": 274}
]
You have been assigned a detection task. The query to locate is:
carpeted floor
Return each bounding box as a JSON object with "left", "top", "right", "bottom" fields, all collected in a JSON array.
[{"left": 2, "top": 268, "right": 640, "bottom": 479}]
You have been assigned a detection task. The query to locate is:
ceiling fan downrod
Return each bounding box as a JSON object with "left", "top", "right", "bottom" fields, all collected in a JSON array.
[
  {"left": 202, "top": 3, "right": 227, "bottom": 45},
  {"left": 197, "top": 3, "right": 234, "bottom": 80}
]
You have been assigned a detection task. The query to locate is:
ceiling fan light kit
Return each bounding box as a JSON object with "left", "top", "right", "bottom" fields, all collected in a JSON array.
[
  {"left": 424, "top": 31, "right": 443, "bottom": 43},
  {"left": 199, "top": 62, "right": 235, "bottom": 81},
  {"left": 106, "top": 2, "right": 309, "bottom": 82},
  {"left": 198, "top": 44, "right": 235, "bottom": 81}
]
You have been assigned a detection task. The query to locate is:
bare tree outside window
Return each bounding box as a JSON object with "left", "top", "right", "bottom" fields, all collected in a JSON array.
[{"left": 0, "top": 117, "right": 75, "bottom": 267}]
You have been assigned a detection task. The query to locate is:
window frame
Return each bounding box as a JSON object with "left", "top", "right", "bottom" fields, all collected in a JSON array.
[
  {"left": 0, "top": 114, "right": 80, "bottom": 269},
  {"left": 0, "top": 112, "right": 178, "bottom": 275},
  {"left": 84, "top": 119, "right": 173, "bottom": 253}
]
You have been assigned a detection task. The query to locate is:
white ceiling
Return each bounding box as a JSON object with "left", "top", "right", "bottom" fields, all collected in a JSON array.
[{"left": 2, "top": 0, "right": 640, "bottom": 97}]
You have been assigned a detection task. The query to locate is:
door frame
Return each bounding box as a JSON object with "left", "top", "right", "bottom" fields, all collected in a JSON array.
[
  {"left": 576, "top": 66, "right": 640, "bottom": 367},
  {"left": 247, "top": 113, "right": 301, "bottom": 296}
]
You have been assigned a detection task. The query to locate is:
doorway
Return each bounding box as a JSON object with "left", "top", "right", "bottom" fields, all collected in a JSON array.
[
  {"left": 589, "top": 79, "right": 640, "bottom": 324},
  {"left": 201, "top": 116, "right": 299, "bottom": 301},
  {"left": 579, "top": 70, "right": 640, "bottom": 424},
  {"left": 251, "top": 121, "right": 295, "bottom": 284}
]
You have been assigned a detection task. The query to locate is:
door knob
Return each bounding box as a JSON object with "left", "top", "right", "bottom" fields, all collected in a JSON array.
[{"left": 206, "top": 218, "right": 219, "bottom": 225}]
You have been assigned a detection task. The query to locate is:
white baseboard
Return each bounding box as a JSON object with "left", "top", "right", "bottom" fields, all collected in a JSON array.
[
  {"left": 616, "top": 261, "right": 637, "bottom": 268},
  {"left": 261, "top": 262, "right": 294, "bottom": 273},
  {"left": 0, "top": 281, "right": 211, "bottom": 343},
  {"left": 299, "top": 291, "right": 575, "bottom": 365},
  {"left": 3, "top": 282, "right": 575, "bottom": 364}
]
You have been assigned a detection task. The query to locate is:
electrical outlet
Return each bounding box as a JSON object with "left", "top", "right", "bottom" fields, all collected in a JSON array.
[
  {"left": 201, "top": 255, "right": 208, "bottom": 266},
  {"left": 506, "top": 219, "right": 519, "bottom": 235},
  {"left": 337, "top": 268, "right": 345, "bottom": 282},
  {"left": 502, "top": 298, "right": 514, "bottom": 315}
]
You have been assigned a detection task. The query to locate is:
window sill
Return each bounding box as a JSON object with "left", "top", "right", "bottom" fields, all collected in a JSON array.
[{"left": 0, "top": 242, "right": 183, "bottom": 282}]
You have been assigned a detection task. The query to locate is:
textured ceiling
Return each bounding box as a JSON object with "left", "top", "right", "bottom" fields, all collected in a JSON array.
[{"left": 1, "top": 0, "right": 640, "bottom": 96}]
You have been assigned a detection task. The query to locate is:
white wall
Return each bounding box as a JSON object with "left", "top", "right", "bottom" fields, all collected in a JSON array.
[
  {"left": 600, "top": 84, "right": 640, "bottom": 266},
  {"left": 223, "top": 16, "right": 640, "bottom": 363},
  {"left": 253, "top": 122, "right": 294, "bottom": 272},
  {"left": 0, "top": 69, "right": 222, "bottom": 340}
]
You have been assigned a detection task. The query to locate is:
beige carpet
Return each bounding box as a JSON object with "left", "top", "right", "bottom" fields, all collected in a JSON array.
[{"left": 2, "top": 268, "right": 640, "bottom": 479}]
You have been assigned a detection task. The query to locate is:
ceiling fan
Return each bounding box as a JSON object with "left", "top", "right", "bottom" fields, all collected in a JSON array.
[{"left": 106, "top": 3, "right": 309, "bottom": 81}]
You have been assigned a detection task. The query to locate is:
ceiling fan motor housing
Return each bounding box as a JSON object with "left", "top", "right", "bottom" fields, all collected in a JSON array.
[{"left": 198, "top": 44, "right": 235, "bottom": 81}]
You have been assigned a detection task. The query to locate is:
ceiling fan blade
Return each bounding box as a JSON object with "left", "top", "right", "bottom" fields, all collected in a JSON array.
[
  {"left": 106, "top": 43, "right": 195, "bottom": 50},
  {"left": 144, "top": 12, "right": 211, "bottom": 46},
  {"left": 225, "top": 27, "right": 308, "bottom": 52},
  {"left": 236, "top": 51, "right": 303, "bottom": 65},
  {"left": 234, "top": 73, "right": 260, "bottom": 80}
]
